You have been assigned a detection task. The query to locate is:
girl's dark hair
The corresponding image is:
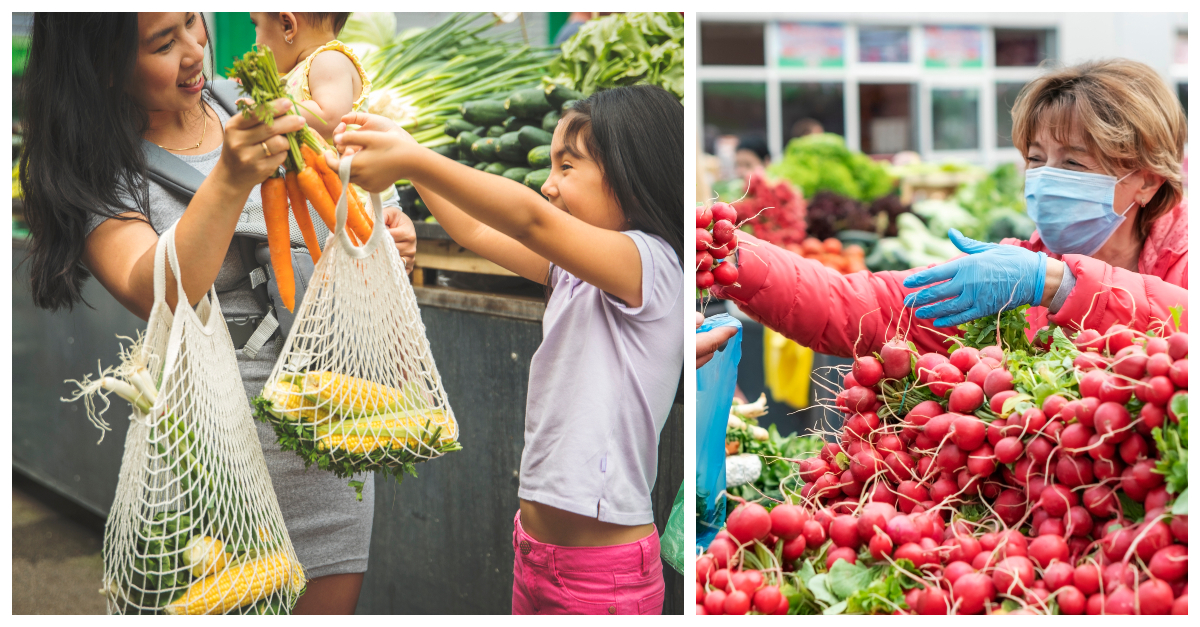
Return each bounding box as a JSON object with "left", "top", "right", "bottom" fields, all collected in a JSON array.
[
  {"left": 19, "top": 13, "right": 212, "bottom": 311},
  {"left": 561, "top": 85, "right": 684, "bottom": 265}
]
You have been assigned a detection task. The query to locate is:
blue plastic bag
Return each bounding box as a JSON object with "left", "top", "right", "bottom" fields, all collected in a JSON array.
[{"left": 696, "top": 314, "right": 742, "bottom": 550}]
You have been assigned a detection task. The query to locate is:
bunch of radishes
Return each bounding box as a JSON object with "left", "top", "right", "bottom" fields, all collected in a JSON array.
[
  {"left": 696, "top": 202, "right": 743, "bottom": 292},
  {"left": 696, "top": 501, "right": 802, "bottom": 615},
  {"left": 699, "top": 322, "right": 1188, "bottom": 615}
]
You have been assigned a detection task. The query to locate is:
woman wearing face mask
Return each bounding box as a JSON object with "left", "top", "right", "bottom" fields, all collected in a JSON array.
[{"left": 711, "top": 58, "right": 1187, "bottom": 357}]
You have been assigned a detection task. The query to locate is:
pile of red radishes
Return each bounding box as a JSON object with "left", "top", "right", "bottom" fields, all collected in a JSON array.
[
  {"left": 696, "top": 202, "right": 742, "bottom": 292},
  {"left": 698, "top": 324, "right": 1188, "bottom": 615}
]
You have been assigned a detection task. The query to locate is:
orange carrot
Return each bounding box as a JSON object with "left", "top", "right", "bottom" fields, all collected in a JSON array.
[
  {"left": 301, "top": 145, "right": 372, "bottom": 242},
  {"left": 296, "top": 166, "right": 352, "bottom": 243},
  {"left": 284, "top": 172, "right": 322, "bottom": 263},
  {"left": 262, "top": 175, "right": 295, "bottom": 312}
]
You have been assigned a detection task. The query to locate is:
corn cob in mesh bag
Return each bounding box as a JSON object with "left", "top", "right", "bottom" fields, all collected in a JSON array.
[
  {"left": 65, "top": 226, "right": 305, "bottom": 614},
  {"left": 253, "top": 153, "right": 461, "bottom": 499}
]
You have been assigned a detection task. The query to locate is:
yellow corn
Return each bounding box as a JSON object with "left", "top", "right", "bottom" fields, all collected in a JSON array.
[
  {"left": 281, "top": 371, "right": 430, "bottom": 417},
  {"left": 163, "top": 551, "right": 300, "bottom": 615},
  {"left": 182, "top": 536, "right": 228, "bottom": 578},
  {"left": 316, "top": 434, "right": 390, "bottom": 454},
  {"left": 265, "top": 381, "right": 332, "bottom": 423},
  {"left": 318, "top": 410, "right": 456, "bottom": 442}
]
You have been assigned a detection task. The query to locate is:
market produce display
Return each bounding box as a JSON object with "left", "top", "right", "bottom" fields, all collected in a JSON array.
[
  {"left": 361, "top": 13, "right": 557, "bottom": 153},
  {"left": 768, "top": 134, "right": 896, "bottom": 203},
  {"left": 786, "top": 237, "right": 867, "bottom": 275},
  {"left": 698, "top": 311, "right": 1189, "bottom": 615},
  {"left": 911, "top": 163, "right": 1035, "bottom": 245},
  {"left": 712, "top": 173, "right": 807, "bottom": 247},
  {"left": 544, "top": 12, "right": 684, "bottom": 100},
  {"left": 725, "top": 394, "right": 825, "bottom": 508},
  {"left": 439, "top": 84, "right": 581, "bottom": 193}
]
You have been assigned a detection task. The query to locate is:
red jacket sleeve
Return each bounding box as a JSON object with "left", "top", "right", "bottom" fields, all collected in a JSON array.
[
  {"left": 1051, "top": 254, "right": 1189, "bottom": 333},
  {"left": 712, "top": 234, "right": 962, "bottom": 358}
]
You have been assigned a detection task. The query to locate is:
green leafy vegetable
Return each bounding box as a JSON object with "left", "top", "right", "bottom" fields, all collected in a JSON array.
[
  {"left": 1153, "top": 392, "right": 1188, "bottom": 497},
  {"left": 545, "top": 12, "right": 684, "bottom": 100},
  {"left": 768, "top": 134, "right": 895, "bottom": 202}
]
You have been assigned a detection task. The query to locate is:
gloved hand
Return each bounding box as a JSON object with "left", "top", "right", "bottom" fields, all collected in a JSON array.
[{"left": 902, "top": 229, "right": 1048, "bottom": 327}]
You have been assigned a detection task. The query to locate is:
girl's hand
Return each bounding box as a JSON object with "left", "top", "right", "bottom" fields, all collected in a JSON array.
[
  {"left": 324, "top": 112, "right": 423, "bottom": 193},
  {"left": 381, "top": 206, "right": 417, "bottom": 273},
  {"left": 218, "top": 98, "right": 304, "bottom": 190}
]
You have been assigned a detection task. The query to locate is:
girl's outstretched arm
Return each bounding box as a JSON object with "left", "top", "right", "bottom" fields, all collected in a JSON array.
[
  {"left": 410, "top": 182, "right": 551, "bottom": 284},
  {"left": 331, "top": 113, "right": 646, "bottom": 307}
]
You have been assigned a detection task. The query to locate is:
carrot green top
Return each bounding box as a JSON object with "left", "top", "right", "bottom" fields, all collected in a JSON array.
[{"left": 282, "top": 40, "right": 371, "bottom": 112}]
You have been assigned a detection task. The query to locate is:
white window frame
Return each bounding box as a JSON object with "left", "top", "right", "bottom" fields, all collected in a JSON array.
[{"left": 697, "top": 15, "right": 1055, "bottom": 168}]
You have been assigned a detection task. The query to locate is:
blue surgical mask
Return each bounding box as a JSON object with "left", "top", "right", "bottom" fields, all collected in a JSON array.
[{"left": 1024, "top": 166, "right": 1136, "bottom": 256}]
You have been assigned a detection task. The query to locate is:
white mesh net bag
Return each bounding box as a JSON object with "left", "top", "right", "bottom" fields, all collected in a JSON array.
[
  {"left": 252, "top": 153, "right": 461, "bottom": 500},
  {"left": 66, "top": 225, "right": 304, "bottom": 614}
]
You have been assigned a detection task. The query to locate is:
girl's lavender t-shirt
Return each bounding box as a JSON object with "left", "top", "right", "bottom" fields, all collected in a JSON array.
[{"left": 518, "top": 230, "right": 684, "bottom": 526}]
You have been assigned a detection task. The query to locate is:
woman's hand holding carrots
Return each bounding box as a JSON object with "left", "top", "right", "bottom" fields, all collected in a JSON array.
[{"left": 216, "top": 98, "right": 304, "bottom": 192}]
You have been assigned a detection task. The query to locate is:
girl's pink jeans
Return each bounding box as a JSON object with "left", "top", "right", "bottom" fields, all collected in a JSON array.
[{"left": 511, "top": 510, "right": 666, "bottom": 615}]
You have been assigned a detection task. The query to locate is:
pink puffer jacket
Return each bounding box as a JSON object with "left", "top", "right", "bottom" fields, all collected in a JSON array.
[{"left": 713, "top": 202, "right": 1188, "bottom": 358}]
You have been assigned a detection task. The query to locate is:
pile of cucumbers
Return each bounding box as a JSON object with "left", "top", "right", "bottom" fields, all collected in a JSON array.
[{"left": 433, "top": 84, "right": 585, "bottom": 195}]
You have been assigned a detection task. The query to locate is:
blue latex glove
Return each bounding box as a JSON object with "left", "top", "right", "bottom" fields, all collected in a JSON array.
[{"left": 902, "top": 229, "right": 1048, "bottom": 327}]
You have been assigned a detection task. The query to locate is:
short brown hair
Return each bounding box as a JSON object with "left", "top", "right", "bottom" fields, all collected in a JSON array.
[
  {"left": 1011, "top": 59, "right": 1187, "bottom": 241},
  {"left": 299, "top": 13, "right": 350, "bottom": 37}
]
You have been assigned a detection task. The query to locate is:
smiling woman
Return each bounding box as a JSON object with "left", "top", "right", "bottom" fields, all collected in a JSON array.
[{"left": 17, "top": 12, "right": 415, "bottom": 615}]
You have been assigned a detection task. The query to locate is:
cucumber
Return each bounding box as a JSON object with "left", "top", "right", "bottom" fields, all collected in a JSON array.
[
  {"left": 503, "top": 116, "right": 539, "bottom": 133},
  {"left": 546, "top": 84, "right": 585, "bottom": 107},
  {"left": 484, "top": 162, "right": 510, "bottom": 175},
  {"left": 430, "top": 144, "right": 458, "bottom": 159},
  {"left": 497, "top": 132, "right": 525, "bottom": 163},
  {"left": 444, "top": 118, "right": 475, "bottom": 138},
  {"left": 471, "top": 137, "right": 500, "bottom": 162},
  {"left": 471, "top": 125, "right": 486, "bottom": 137},
  {"left": 486, "top": 125, "right": 506, "bottom": 138},
  {"left": 473, "top": 161, "right": 488, "bottom": 171},
  {"left": 561, "top": 99, "right": 579, "bottom": 113},
  {"left": 527, "top": 145, "right": 552, "bottom": 169},
  {"left": 456, "top": 131, "right": 481, "bottom": 154},
  {"left": 460, "top": 100, "right": 508, "bottom": 126},
  {"left": 523, "top": 168, "right": 550, "bottom": 191},
  {"left": 504, "top": 88, "right": 553, "bottom": 118},
  {"left": 518, "top": 126, "right": 554, "bottom": 152},
  {"left": 542, "top": 110, "right": 561, "bottom": 133},
  {"left": 502, "top": 167, "right": 532, "bottom": 183}
]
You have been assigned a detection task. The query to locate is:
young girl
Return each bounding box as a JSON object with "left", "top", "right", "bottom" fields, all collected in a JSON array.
[{"left": 329, "top": 85, "right": 684, "bottom": 615}]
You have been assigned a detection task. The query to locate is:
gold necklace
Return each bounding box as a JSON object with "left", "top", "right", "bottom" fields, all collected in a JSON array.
[{"left": 156, "top": 103, "right": 208, "bottom": 151}]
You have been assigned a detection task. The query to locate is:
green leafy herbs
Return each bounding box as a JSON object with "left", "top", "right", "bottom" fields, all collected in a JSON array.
[
  {"left": 727, "top": 425, "right": 824, "bottom": 507},
  {"left": 1152, "top": 392, "right": 1188, "bottom": 498},
  {"left": 545, "top": 12, "right": 684, "bottom": 100},
  {"left": 956, "top": 305, "right": 1034, "bottom": 353},
  {"left": 792, "top": 558, "right": 921, "bottom": 615}
]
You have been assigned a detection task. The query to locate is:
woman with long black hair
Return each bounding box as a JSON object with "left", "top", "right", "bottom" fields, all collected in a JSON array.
[{"left": 19, "top": 13, "right": 416, "bottom": 613}]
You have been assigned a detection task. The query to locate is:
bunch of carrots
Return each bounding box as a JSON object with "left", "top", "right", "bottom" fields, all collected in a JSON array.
[{"left": 228, "top": 45, "right": 375, "bottom": 312}]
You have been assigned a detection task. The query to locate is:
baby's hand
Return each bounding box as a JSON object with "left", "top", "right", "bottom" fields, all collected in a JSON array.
[{"left": 324, "top": 112, "right": 422, "bottom": 193}]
